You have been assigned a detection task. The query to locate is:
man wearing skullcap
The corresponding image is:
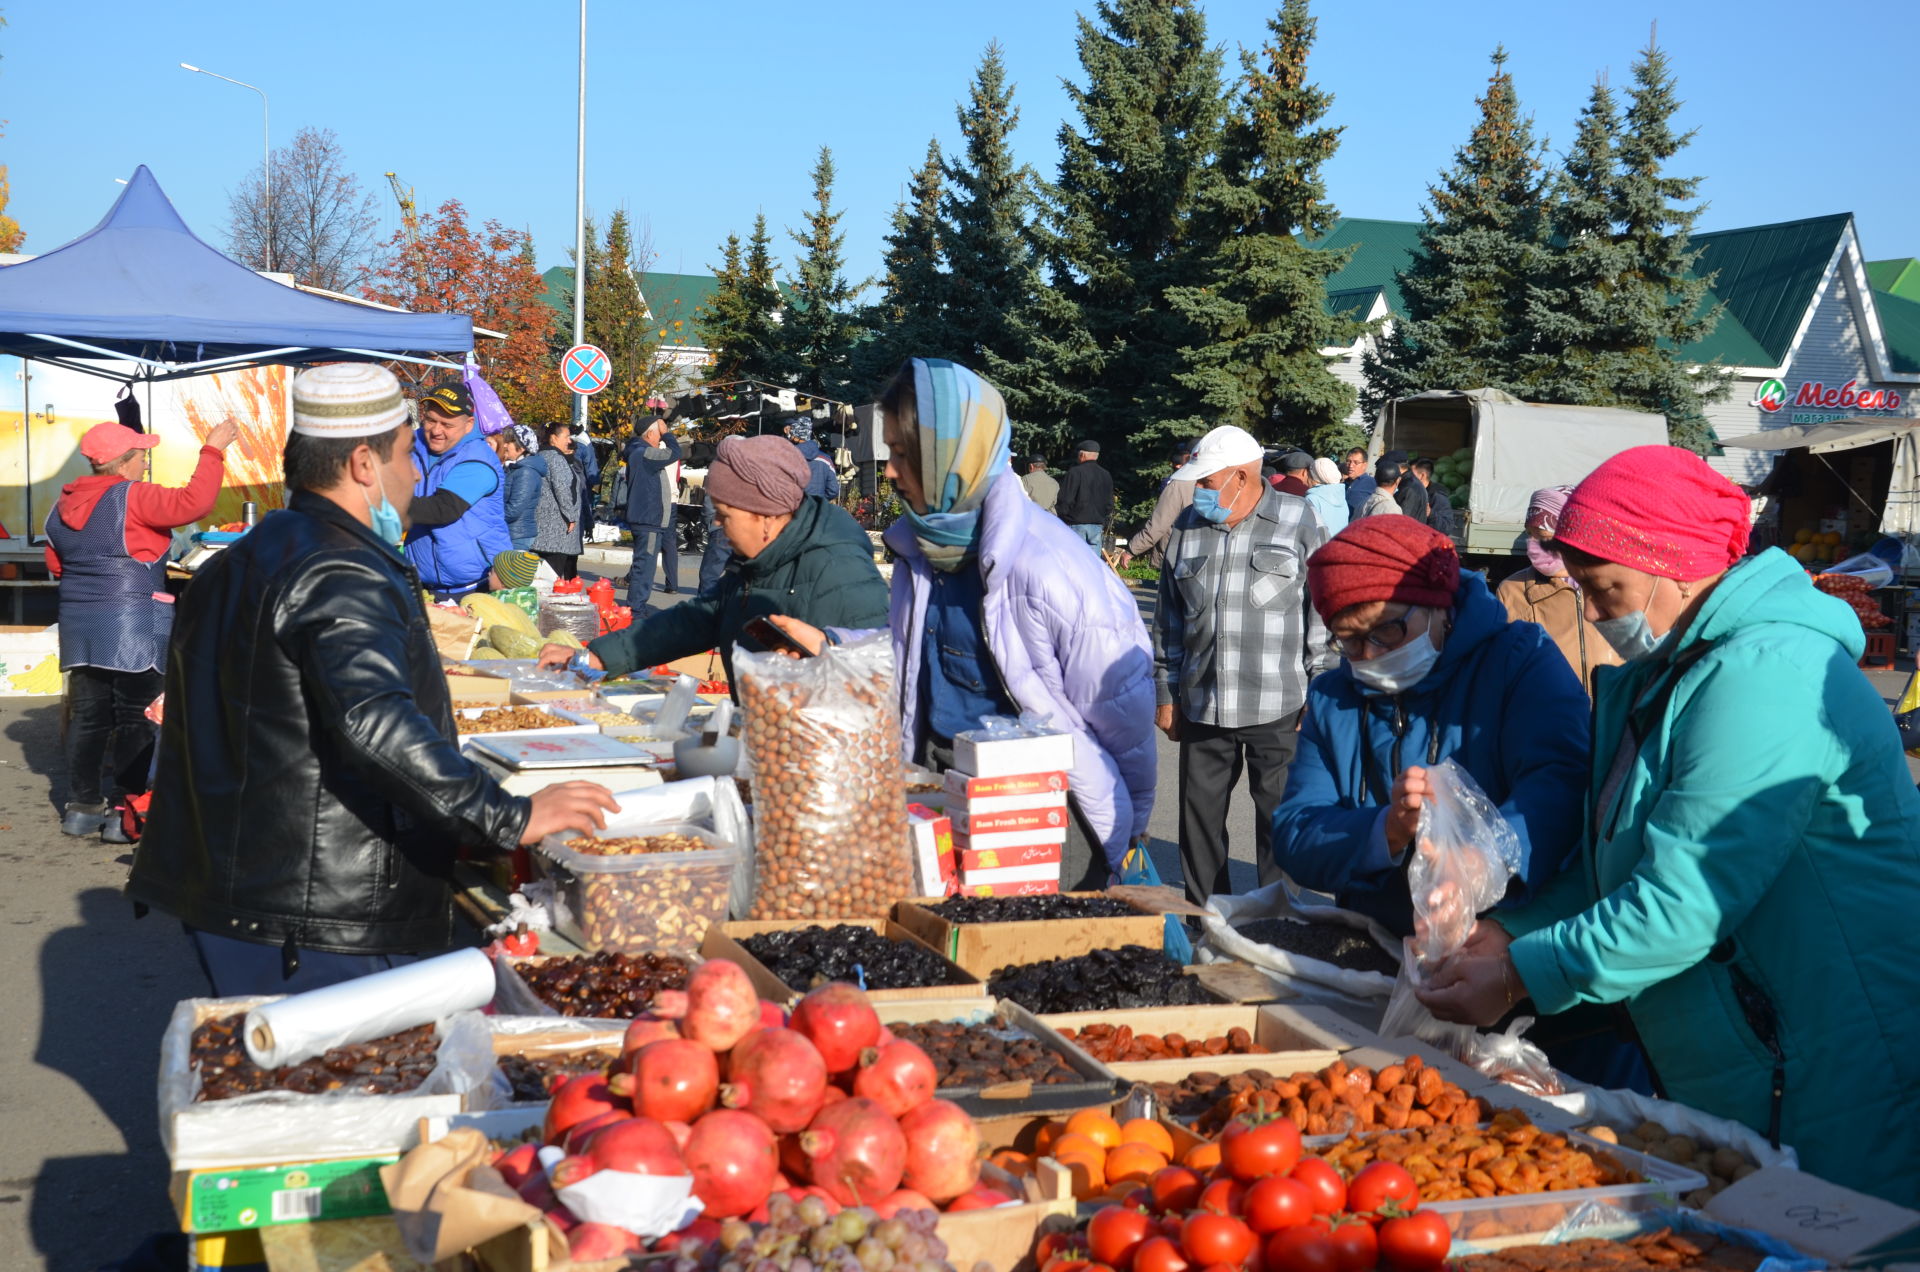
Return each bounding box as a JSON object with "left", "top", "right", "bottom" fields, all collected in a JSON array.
[
  {"left": 786, "top": 417, "right": 840, "bottom": 500},
  {"left": 132, "top": 364, "right": 616, "bottom": 997}
]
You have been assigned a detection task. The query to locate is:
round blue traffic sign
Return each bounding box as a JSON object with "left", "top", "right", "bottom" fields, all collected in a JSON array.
[{"left": 561, "top": 343, "right": 611, "bottom": 395}]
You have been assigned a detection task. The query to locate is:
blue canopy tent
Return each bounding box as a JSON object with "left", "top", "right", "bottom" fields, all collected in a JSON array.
[{"left": 0, "top": 165, "right": 472, "bottom": 382}]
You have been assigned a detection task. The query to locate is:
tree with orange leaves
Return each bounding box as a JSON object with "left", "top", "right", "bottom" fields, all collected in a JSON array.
[{"left": 366, "top": 198, "right": 567, "bottom": 424}]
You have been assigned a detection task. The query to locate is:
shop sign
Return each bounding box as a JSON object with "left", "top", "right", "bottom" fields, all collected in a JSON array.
[{"left": 1752, "top": 377, "right": 1902, "bottom": 424}]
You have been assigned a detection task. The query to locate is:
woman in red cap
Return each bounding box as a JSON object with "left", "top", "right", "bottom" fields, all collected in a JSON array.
[{"left": 1419, "top": 445, "right": 1920, "bottom": 1205}]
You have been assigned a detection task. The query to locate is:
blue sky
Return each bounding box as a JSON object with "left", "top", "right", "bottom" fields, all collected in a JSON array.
[{"left": 4, "top": 0, "right": 1916, "bottom": 289}]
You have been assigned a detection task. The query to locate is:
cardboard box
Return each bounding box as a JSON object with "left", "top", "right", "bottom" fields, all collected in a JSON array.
[
  {"left": 957, "top": 839, "right": 1064, "bottom": 871},
  {"left": 952, "top": 803, "right": 1072, "bottom": 838},
  {"left": 907, "top": 804, "right": 958, "bottom": 897},
  {"left": 954, "top": 878, "right": 1059, "bottom": 897},
  {"left": 951, "top": 729, "right": 1075, "bottom": 779},
  {"left": 894, "top": 893, "right": 1167, "bottom": 977},
  {"left": 702, "top": 919, "right": 986, "bottom": 1004},
  {"left": 1704, "top": 1166, "right": 1920, "bottom": 1265},
  {"left": 170, "top": 1154, "right": 399, "bottom": 1234},
  {"left": 873, "top": 999, "right": 1121, "bottom": 1116},
  {"left": 1034, "top": 1004, "right": 1347, "bottom": 1082},
  {"left": 942, "top": 769, "right": 1071, "bottom": 803},
  {"left": 955, "top": 824, "right": 1068, "bottom": 855},
  {"left": 445, "top": 671, "right": 512, "bottom": 705},
  {"left": 959, "top": 861, "right": 1061, "bottom": 889}
]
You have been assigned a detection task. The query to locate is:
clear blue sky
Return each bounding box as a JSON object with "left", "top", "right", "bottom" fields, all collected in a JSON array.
[{"left": 4, "top": 0, "right": 1916, "bottom": 289}]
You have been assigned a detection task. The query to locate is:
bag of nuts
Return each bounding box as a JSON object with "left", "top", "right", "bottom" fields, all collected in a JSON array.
[{"left": 735, "top": 633, "right": 912, "bottom": 920}]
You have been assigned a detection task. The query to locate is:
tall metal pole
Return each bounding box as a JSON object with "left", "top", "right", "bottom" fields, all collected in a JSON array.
[
  {"left": 572, "top": 0, "right": 588, "bottom": 436},
  {"left": 180, "top": 64, "right": 271, "bottom": 271}
]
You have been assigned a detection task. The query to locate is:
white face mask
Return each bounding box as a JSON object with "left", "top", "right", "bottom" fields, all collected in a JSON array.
[
  {"left": 1348, "top": 621, "right": 1444, "bottom": 693},
  {"left": 1594, "top": 576, "right": 1663, "bottom": 661}
]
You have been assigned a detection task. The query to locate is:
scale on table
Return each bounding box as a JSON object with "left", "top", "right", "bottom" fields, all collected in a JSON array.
[{"left": 465, "top": 730, "right": 670, "bottom": 797}]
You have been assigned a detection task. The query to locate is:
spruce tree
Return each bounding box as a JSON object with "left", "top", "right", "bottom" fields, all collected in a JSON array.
[
  {"left": 855, "top": 138, "right": 949, "bottom": 391},
  {"left": 1167, "top": 0, "right": 1363, "bottom": 455},
  {"left": 584, "top": 210, "right": 664, "bottom": 431},
  {"left": 701, "top": 231, "right": 752, "bottom": 381},
  {"left": 939, "top": 43, "right": 1054, "bottom": 431},
  {"left": 1039, "top": 0, "right": 1226, "bottom": 507},
  {"left": 702, "top": 217, "right": 790, "bottom": 386},
  {"left": 783, "top": 147, "right": 863, "bottom": 401},
  {"left": 740, "top": 214, "right": 791, "bottom": 384},
  {"left": 1606, "top": 38, "right": 1728, "bottom": 452},
  {"left": 1363, "top": 48, "right": 1547, "bottom": 415}
]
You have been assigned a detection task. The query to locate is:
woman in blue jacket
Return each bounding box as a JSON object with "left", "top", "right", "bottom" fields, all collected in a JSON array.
[
  {"left": 1420, "top": 446, "right": 1920, "bottom": 1206},
  {"left": 492, "top": 424, "right": 546, "bottom": 552}
]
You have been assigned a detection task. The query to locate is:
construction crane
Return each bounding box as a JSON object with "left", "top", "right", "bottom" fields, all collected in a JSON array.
[{"left": 384, "top": 171, "right": 427, "bottom": 295}]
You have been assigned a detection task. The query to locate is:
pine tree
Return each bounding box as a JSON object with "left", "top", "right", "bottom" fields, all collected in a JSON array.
[
  {"left": 854, "top": 138, "right": 949, "bottom": 391},
  {"left": 939, "top": 43, "right": 1054, "bottom": 430},
  {"left": 782, "top": 147, "right": 863, "bottom": 400},
  {"left": 1167, "top": 0, "right": 1363, "bottom": 455},
  {"left": 1606, "top": 37, "right": 1728, "bottom": 452},
  {"left": 701, "top": 216, "right": 790, "bottom": 386},
  {"left": 1363, "top": 48, "right": 1548, "bottom": 414},
  {"left": 1039, "top": 0, "right": 1227, "bottom": 505},
  {"left": 702, "top": 231, "right": 751, "bottom": 382}
]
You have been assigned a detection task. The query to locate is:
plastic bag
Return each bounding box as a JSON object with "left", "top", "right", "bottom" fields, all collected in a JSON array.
[
  {"left": 1201, "top": 881, "right": 1400, "bottom": 1002},
  {"left": 1824, "top": 550, "right": 1895, "bottom": 589},
  {"left": 1378, "top": 759, "right": 1521, "bottom": 1056},
  {"left": 735, "top": 632, "right": 913, "bottom": 919},
  {"left": 1536, "top": 1085, "right": 1799, "bottom": 1173},
  {"left": 1118, "top": 840, "right": 1194, "bottom": 965},
  {"left": 1466, "top": 1016, "right": 1562, "bottom": 1095},
  {"left": 464, "top": 358, "right": 516, "bottom": 437}
]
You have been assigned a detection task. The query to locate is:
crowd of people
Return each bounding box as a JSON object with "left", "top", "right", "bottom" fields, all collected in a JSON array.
[{"left": 35, "top": 353, "right": 1920, "bottom": 1205}]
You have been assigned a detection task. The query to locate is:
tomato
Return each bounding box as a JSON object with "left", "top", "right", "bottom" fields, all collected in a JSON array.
[
  {"left": 1264, "top": 1223, "right": 1339, "bottom": 1272},
  {"left": 1124, "top": 1188, "right": 1155, "bottom": 1212},
  {"left": 1221, "top": 1116, "right": 1303, "bottom": 1183},
  {"left": 1347, "top": 1162, "right": 1420, "bottom": 1220},
  {"left": 1378, "top": 1211, "right": 1450, "bottom": 1272},
  {"left": 1133, "top": 1236, "right": 1191, "bottom": 1272},
  {"left": 1196, "top": 1178, "right": 1247, "bottom": 1216},
  {"left": 1089, "top": 1206, "right": 1157, "bottom": 1272},
  {"left": 1037, "top": 1232, "right": 1082, "bottom": 1267},
  {"left": 1325, "top": 1218, "right": 1378, "bottom": 1272},
  {"left": 1149, "top": 1166, "right": 1204, "bottom": 1214},
  {"left": 1181, "top": 1214, "right": 1257, "bottom": 1269},
  {"left": 1287, "top": 1159, "right": 1347, "bottom": 1216},
  {"left": 1241, "top": 1177, "right": 1314, "bottom": 1235},
  {"left": 1158, "top": 1214, "right": 1186, "bottom": 1243}
]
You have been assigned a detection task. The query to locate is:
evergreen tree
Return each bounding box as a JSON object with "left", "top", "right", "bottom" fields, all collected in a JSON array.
[
  {"left": 939, "top": 43, "right": 1054, "bottom": 431},
  {"left": 701, "top": 231, "right": 751, "bottom": 382},
  {"left": 854, "top": 138, "right": 949, "bottom": 392},
  {"left": 701, "top": 215, "right": 790, "bottom": 386},
  {"left": 782, "top": 147, "right": 862, "bottom": 400},
  {"left": 1363, "top": 48, "right": 1548, "bottom": 414},
  {"left": 1038, "top": 0, "right": 1226, "bottom": 505},
  {"left": 1167, "top": 0, "right": 1363, "bottom": 455},
  {"left": 585, "top": 209, "right": 666, "bottom": 432}
]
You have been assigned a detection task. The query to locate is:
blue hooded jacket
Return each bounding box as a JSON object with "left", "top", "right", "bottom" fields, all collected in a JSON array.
[
  {"left": 502, "top": 451, "right": 547, "bottom": 551},
  {"left": 797, "top": 439, "right": 840, "bottom": 500},
  {"left": 1272, "top": 571, "right": 1592, "bottom": 936}
]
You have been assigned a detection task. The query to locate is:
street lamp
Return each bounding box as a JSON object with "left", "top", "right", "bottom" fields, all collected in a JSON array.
[{"left": 180, "top": 61, "right": 270, "bottom": 271}]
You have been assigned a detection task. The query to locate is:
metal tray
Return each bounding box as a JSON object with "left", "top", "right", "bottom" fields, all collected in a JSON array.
[{"left": 875, "top": 998, "right": 1121, "bottom": 1118}]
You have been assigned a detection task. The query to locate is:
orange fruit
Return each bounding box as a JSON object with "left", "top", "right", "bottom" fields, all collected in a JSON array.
[
  {"left": 1183, "top": 1141, "right": 1223, "bottom": 1171},
  {"left": 1121, "top": 1118, "right": 1176, "bottom": 1158},
  {"left": 1032, "top": 1121, "right": 1068, "bottom": 1156},
  {"left": 989, "top": 1149, "right": 1034, "bottom": 1177},
  {"left": 1067, "top": 1110, "right": 1124, "bottom": 1150},
  {"left": 1055, "top": 1149, "right": 1107, "bottom": 1200},
  {"left": 1051, "top": 1132, "right": 1105, "bottom": 1160},
  {"left": 1105, "top": 1143, "right": 1169, "bottom": 1185}
]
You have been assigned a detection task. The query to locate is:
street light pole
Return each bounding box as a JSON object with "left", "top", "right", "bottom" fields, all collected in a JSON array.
[
  {"left": 180, "top": 62, "right": 271, "bottom": 272},
  {"left": 572, "top": 0, "right": 588, "bottom": 436}
]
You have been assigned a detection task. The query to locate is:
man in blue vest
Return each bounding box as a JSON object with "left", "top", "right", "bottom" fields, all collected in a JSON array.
[{"left": 405, "top": 383, "right": 513, "bottom": 598}]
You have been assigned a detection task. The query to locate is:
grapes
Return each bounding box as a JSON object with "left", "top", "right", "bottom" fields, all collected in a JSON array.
[
  {"left": 836, "top": 1212, "right": 871, "bottom": 1245},
  {"left": 661, "top": 1200, "right": 963, "bottom": 1272},
  {"left": 798, "top": 1196, "right": 831, "bottom": 1227},
  {"left": 721, "top": 1221, "right": 754, "bottom": 1253}
]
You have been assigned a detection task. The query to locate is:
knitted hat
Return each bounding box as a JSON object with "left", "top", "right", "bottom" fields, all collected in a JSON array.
[
  {"left": 1308, "top": 516, "right": 1461, "bottom": 620},
  {"left": 705, "top": 434, "right": 810, "bottom": 515},
  {"left": 292, "top": 364, "right": 409, "bottom": 438},
  {"left": 1557, "top": 446, "right": 1751, "bottom": 580},
  {"left": 1311, "top": 457, "right": 1342, "bottom": 486},
  {"left": 492, "top": 550, "right": 540, "bottom": 590},
  {"left": 786, "top": 418, "right": 814, "bottom": 443}
]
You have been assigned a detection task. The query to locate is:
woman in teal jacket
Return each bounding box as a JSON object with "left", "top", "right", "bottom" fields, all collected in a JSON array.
[{"left": 1421, "top": 446, "right": 1920, "bottom": 1206}]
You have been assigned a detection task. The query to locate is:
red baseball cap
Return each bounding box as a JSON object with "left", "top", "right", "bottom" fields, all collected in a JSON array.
[{"left": 79, "top": 421, "right": 161, "bottom": 465}]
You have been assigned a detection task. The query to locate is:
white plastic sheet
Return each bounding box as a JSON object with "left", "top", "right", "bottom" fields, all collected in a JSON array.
[
  {"left": 1201, "top": 881, "right": 1400, "bottom": 1001},
  {"left": 241, "top": 948, "right": 496, "bottom": 1069},
  {"left": 1537, "top": 1085, "right": 1800, "bottom": 1172}
]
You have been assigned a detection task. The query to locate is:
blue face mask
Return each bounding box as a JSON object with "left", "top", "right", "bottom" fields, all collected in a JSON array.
[
  {"left": 1594, "top": 577, "right": 1663, "bottom": 660},
  {"left": 361, "top": 481, "right": 405, "bottom": 552},
  {"left": 1191, "top": 472, "right": 1239, "bottom": 525}
]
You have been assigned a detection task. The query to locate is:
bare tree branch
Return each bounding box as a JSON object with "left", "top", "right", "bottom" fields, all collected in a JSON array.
[{"left": 225, "top": 126, "right": 381, "bottom": 291}]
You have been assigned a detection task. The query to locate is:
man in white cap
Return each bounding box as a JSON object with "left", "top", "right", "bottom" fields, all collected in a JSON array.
[
  {"left": 1152, "top": 424, "right": 1335, "bottom": 904},
  {"left": 130, "top": 363, "right": 617, "bottom": 996}
]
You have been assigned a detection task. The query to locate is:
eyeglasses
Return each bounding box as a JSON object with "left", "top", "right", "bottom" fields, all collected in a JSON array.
[{"left": 1325, "top": 609, "right": 1414, "bottom": 658}]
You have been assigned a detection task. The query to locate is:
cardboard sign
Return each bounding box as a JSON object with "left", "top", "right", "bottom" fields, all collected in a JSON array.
[{"left": 1705, "top": 1167, "right": 1920, "bottom": 1265}]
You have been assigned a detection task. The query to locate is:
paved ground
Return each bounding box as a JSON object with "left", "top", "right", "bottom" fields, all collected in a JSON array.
[{"left": 3, "top": 558, "right": 1912, "bottom": 1269}]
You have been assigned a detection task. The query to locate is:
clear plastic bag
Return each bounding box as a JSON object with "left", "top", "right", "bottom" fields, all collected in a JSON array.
[
  {"left": 1466, "top": 1016, "right": 1562, "bottom": 1095},
  {"left": 1378, "top": 759, "right": 1521, "bottom": 1057},
  {"left": 1824, "top": 550, "right": 1895, "bottom": 589},
  {"left": 735, "top": 632, "right": 913, "bottom": 919}
]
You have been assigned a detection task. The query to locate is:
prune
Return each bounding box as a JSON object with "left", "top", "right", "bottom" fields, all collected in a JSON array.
[
  {"left": 889, "top": 1019, "right": 1081, "bottom": 1088},
  {"left": 739, "top": 924, "right": 972, "bottom": 991},
  {"left": 1233, "top": 918, "right": 1400, "bottom": 975},
  {"left": 513, "top": 951, "right": 692, "bottom": 1018},
  {"left": 190, "top": 1015, "right": 438, "bottom": 1102},
  {"left": 926, "top": 895, "right": 1139, "bottom": 923},
  {"left": 986, "top": 945, "right": 1211, "bottom": 1014},
  {"left": 497, "top": 1049, "right": 619, "bottom": 1104}
]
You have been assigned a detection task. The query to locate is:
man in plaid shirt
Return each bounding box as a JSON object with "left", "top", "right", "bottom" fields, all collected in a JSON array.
[{"left": 1153, "top": 425, "right": 1335, "bottom": 903}]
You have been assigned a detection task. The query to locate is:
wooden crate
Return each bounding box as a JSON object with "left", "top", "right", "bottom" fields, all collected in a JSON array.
[
  {"left": 1034, "top": 1004, "right": 1346, "bottom": 1084},
  {"left": 938, "top": 1158, "right": 1077, "bottom": 1272},
  {"left": 707, "top": 918, "right": 986, "bottom": 1004},
  {"left": 873, "top": 999, "right": 1119, "bottom": 1117},
  {"left": 892, "top": 894, "right": 1167, "bottom": 978}
]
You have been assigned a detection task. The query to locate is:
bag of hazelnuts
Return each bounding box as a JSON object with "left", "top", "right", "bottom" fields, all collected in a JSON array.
[{"left": 734, "top": 631, "right": 914, "bottom": 920}]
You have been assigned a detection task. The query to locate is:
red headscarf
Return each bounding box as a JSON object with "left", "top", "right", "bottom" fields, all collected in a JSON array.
[
  {"left": 1557, "top": 446, "right": 1751, "bottom": 580},
  {"left": 1308, "top": 516, "right": 1460, "bottom": 620}
]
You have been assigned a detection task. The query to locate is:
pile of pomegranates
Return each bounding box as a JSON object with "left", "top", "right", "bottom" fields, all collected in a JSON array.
[{"left": 492, "top": 962, "right": 1014, "bottom": 1262}]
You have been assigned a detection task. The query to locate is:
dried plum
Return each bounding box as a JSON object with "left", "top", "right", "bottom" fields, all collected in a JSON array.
[
  {"left": 1232, "top": 918, "right": 1399, "bottom": 975},
  {"left": 986, "top": 945, "right": 1212, "bottom": 1014},
  {"left": 739, "top": 924, "right": 972, "bottom": 991},
  {"left": 889, "top": 1019, "right": 1082, "bottom": 1087},
  {"left": 926, "top": 895, "right": 1139, "bottom": 923}
]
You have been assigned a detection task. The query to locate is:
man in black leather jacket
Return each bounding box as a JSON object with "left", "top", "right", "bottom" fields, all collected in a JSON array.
[{"left": 130, "top": 364, "right": 616, "bottom": 996}]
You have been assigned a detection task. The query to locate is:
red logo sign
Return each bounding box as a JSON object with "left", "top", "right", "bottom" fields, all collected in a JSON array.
[{"left": 1792, "top": 380, "right": 1902, "bottom": 412}]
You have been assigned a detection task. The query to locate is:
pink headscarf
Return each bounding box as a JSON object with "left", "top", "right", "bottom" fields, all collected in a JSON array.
[
  {"left": 1525, "top": 485, "right": 1575, "bottom": 579},
  {"left": 1558, "top": 447, "right": 1751, "bottom": 580}
]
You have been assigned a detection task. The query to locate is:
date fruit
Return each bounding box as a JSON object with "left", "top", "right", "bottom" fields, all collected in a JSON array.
[
  {"left": 888, "top": 1019, "right": 1081, "bottom": 1089},
  {"left": 986, "top": 945, "right": 1211, "bottom": 1014},
  {"left": 191, "top": 1015, "right": 437, "bottom": 1102},
  {"left": 513, "top": 952, "right": 692, "bottom": 1018}
]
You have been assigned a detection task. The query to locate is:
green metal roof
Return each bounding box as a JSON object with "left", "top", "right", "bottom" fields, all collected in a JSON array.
[
  {"left": 1868, "top": 258, "right": 1920, "bottom": 303},
  {"left": 538, "top": 266, "right": 718, "bottom": 348},
  {"left": 1324, "top": 285, "right": 1385, "bottom": 322},
  {"left": 1870, "top": 288, "right": 1920, "bottom": 376},
  {"left": 1305, "top": 218, "right": 1424, "bottom": 316}
]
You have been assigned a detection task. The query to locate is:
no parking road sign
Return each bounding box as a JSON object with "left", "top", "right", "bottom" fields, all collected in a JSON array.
[{"left": 561, "top": 343, "right": 611, "bottom": 395}]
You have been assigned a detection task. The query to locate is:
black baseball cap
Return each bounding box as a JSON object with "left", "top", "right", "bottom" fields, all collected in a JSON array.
[{"left": 420, "top": 383, "right": 473, "bottom": 416}]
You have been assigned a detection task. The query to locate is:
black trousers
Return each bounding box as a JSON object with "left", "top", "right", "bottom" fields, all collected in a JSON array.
[
  {"left": 537, "top": 551, "right": 579, "bottom": 581},
  {"left": 1177, "top": 708, "right": 1300, "bottom": 905},
  {"left": 64, "top": 665, "right": 164, "bottom": 807}
]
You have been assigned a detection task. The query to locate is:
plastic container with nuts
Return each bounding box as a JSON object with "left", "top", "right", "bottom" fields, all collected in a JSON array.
[{"left": 536, "top": 823, "right": 741, "bottom": 959}]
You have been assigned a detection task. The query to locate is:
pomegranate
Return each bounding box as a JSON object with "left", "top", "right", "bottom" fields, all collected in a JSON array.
[
  {"left": 721, "top": 1027, "right": 829, "bottom": 1132},
  {"left": 562, "top": 1109, "right": 632, "bottom": 1155},
  {"left": 944, "top": 1187, "right": 1012, "bottom": 1211},
  {"left": 789, "top": 983, "right": 882, "bottom": 1074},
  {"left": 548, "top": 1155, "right": 599, "bottom": 1190},
  {"left": 543, "top": 1074, "right": 625, "bottom": 1145},
  {"left": 683, "top": 1108, "right": 780, "bottom": 1218},
  {"left": 517, "top": 1174, "right": 578, "bottom": 1232},
  {"left": 799, "top": 1096, "right": 907, "bottom": 1206},
  {"left": 662, "top": 1120, "right": 693, "bottom": 1150},
  {"left": 615, "top": 1038, "right": 720, "bottom": 1123},
  {"left": 676, "top": 960, "right": 762, "bottom": 1052},
  {"left": 758, "top": 1000, "right": 788, "bottom": 1030},
  {"left": 585, "top": 1117, "right": 688, "bottom": 1177},
  {"left": 568, "top": 1222, "right": 641, "bottom": 1260},
  {"left": 621, "top": 1011, "right": 680, "bottom": 1062},
  {"left": 873, "top": 1188, "right": 937, "bottom": 1219},
  {"left": 898, "top": 1098, "right": 980, "bottom": 1202},
  {"left": 852, "top": 1039, "right": 937, "bottom": 1116},
  {"left": 653, "top": 988, "right": 689, "bottom": 1019},
  {"left": 493, "top": 1143, "right": 540, "bottom": 1192}
]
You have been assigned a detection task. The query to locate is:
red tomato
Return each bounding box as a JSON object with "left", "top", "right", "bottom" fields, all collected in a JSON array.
[
  {"left": 1133, "top": 1236, "right": 1191, "bottom": 1272},
  {"left": 1378, "top": 1211, "right": 1450, "bottom": 1272},
  {"left": 1221, "top": 1117, "right": 1304, "bottom": 1182},
  {"left": 1241, "top": 1177, "right": 1314, "bottom": 1235},
  {"left": 1265, "top": 1223, "right": 1339, "bottom": 1272},
  {"left": 1159, "top": 1215, "right": 1186, "bottom": 1243},
  {"left": 1182, "top": 1214, "right": 1257, "bottom": 1269},
  {"left": 1124, "top": 1188, "right": 1154, "bottom": 1212},
  {"left": 1196, "top": 1178, "right": 1247, "bottom": 1216},
  {"left": 1149, "top": 1166, "right": 1204, "bottom": 1214},
  {"left": 1036, "top": 1232, "right": 1080, "bottom": 1267},
  {"left": 1325, "top": 1218, "right": 1379, "bottom": 1272},
  {"left": 1347, "top": 1162, "right": 1420, "bottom": 1219},
  {"left": 1288, "top": 1159, "right": 1347, "bottom": 1216},
  {"left": 1089, "top": 1206, "right": 1157, "bottom": 1272}
]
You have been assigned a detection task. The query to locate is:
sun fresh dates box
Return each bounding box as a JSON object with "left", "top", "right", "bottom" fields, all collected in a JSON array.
[
  {"left": 951, "top": 802, "right": 1072, "bottom": 839},
  {"left": 955, "top": 838, "right": 1064, "bottom": 872},
  {"left": 950, "top": 727, "right": 1075, "bottom": 778},
  {"left": 907, "top": 803, "right": 958, "bottom": 897}
]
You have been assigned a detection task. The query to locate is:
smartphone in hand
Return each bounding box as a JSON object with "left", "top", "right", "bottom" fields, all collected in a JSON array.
[{"left": 744, "top": 615, "right": 814, "bottom": 658}]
